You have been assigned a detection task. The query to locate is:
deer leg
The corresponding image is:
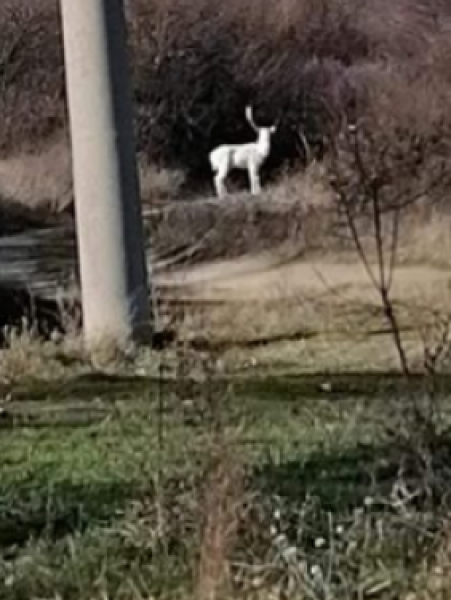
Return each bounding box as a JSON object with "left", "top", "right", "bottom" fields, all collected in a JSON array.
[
  {"left": 215, "top": 176, "right": 226, "bottom": 197},
  {"left": 214, "top": 168, "right": 228, "bottom": 197},
  {"left": 248, "top": 166, "right": 261, "bottom": 195}
]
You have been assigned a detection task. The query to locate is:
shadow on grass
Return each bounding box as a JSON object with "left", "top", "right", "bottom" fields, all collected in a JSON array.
[
  {"left": 252, "top": 441, "right": 398, "bottom": 513},
  {"left": 6, "top": 370, "right": 451, "bottom": 404},
  {"left": 4, "top": 370, "right": 451, "bottom": 431},
  {"left": 235, "top": 371, "right": 451, "bottom": 402},
  {"left": 4, "top": 372, "right": 164, "bottom": 404},
  {"left": 4, "top": 433, "right": 450, "bottom": 551},
  {"left": 252, "top": 431, "right": 451, "bottom": 516},
  {"left": 3, "top": 370, "right": 451, "bottom": 554},
  {"left": 0, "top": 478, "right": 142, "bottom": 548},
  {"left": 1, "top": 446, "right": 381, "bottom": 549}
]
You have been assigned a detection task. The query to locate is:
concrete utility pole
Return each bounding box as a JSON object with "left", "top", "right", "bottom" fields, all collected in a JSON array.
[{"left": 60, "top": 0, "right": 151, "bottom": 346}]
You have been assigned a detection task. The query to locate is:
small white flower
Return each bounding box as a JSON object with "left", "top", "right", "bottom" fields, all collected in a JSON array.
[
  {"left": 282, "top": 546, "right": 297, "bottom": 561},
  {"left": 319, "top": 381, "right": 332, "bottom": 392},
  {"left": 310, "top": 564, "right": 322, "bottom": 578},
  {"left": 335, "top": 525, "right": 344, "bottom": 535},
  {"left": 364, "top": 496, "right": 374, "bottom": 507},
  {"left": 273, "top": 508, "right": 281, "bottom": 520},
  {"left": 314, "top": 537, "right": 326, "bottom": 548}
]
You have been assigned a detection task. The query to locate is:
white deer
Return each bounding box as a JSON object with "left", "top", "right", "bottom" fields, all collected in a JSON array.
[{"left": 209, "top": 106, "right": 276, "bottom": 197}]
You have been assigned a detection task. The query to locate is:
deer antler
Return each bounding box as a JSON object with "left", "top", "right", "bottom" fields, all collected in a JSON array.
[{"left": 245, "top": 105, "right": 259, "bottom": 132}]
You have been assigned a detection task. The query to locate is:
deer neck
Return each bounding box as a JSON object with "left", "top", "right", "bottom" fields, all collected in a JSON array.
[{"left": 256, "top": 130, "right": 271, "bottom": 156}]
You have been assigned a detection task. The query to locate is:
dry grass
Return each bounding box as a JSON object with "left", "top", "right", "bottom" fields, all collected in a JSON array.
[
  {"left": 0, "top": 327, "right": 84, "bottom": 384},
  {"left": 2, "top": 335, "right": 451, "bottom": 600},
  {"left": 397, "top": 207, "right": 451, "bottom": 269},
  {"left": 0, "top": 140, "right": 186, "bottom": 215},
  {"left": 138, "top": 157, "right": 187, "bottom": 205},
  {"left": 0, "top": 136, "right": 72, "bottom": 213},
  {"left": 197, "top": 444, "right": 246, "bottom": 600}
]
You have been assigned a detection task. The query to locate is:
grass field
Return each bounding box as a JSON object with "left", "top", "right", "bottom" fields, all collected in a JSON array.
[{"left": 1, "top": 350, "right": 451, "bottom": 600}]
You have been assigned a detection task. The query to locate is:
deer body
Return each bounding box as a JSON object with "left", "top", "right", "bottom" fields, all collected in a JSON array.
[{"left": 209, "top": 106, "right": 276, "bottom": 197}]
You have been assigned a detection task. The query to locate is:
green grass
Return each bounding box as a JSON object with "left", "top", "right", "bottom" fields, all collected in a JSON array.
[{"left": 1, "top": 373, "right": 451, "bottom": 599}]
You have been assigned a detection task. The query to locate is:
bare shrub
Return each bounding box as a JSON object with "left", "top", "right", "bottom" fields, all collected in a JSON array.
[
  {"left": 1, "top": 0, "right": 451, "bottom": 186},
  {"left": 328, "top": 68, "right": 451, "bottom": 350},
  {"left": 138, "top": 156, "right": 186, "bottom": 205},
  {"left": 328, "top": 69, "right": 451, "bottom": 233},
  {"left": 0, "top": 0, "right": 65, "bottom": 157},
  {"left": 326, "top": 66, "right": 451, "bottom": 485}
]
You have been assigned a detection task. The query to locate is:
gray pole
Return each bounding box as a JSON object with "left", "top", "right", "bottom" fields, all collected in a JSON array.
[{"left": 59, "top": 0, "right": 151, "bottom": 346}]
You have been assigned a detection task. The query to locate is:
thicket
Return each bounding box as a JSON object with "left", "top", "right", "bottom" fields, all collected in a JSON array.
[{"left": 1, "top": 0, "right": 451, "bottom": 181}]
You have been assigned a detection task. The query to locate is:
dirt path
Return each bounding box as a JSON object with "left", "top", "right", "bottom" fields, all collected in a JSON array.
[{"left": 156, "top": 252, "right": 451, "bottom": 305}]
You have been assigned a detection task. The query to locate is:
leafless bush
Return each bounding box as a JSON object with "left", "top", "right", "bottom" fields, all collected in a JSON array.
[
  {"left": 0, "top": 0, "right": 65, "bottom": 157},
  {"left": 2, "top": 0, "right": 451, "bottom": 187},
  {"left": 328, "top": 69, "right": 451, "bottom": 254},
  {"left": 326, "top": 68, "right": 451, "bottom": 478}
]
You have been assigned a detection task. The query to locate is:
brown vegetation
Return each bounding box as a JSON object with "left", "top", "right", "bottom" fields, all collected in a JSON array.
[
  {"left": 1, "top": 0, "right": 451, "bottom": 336},
  {"left": 1, "top": 0, "right": 451, "bottom": 184}
]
